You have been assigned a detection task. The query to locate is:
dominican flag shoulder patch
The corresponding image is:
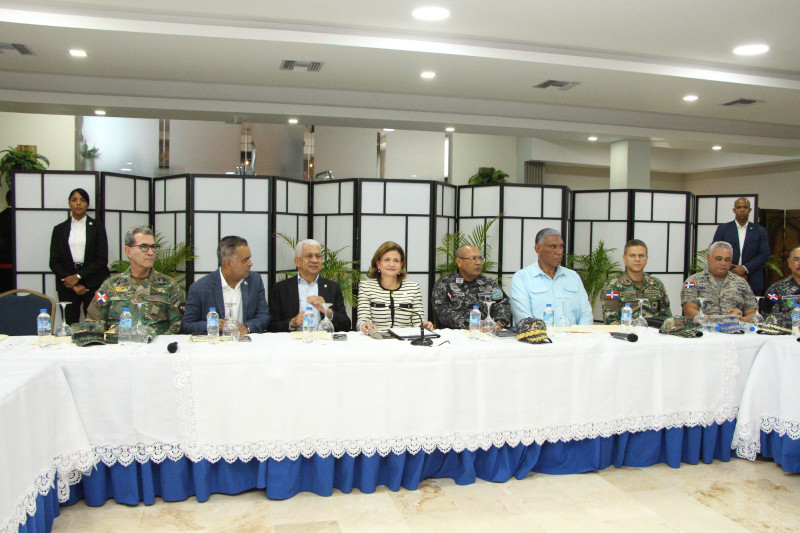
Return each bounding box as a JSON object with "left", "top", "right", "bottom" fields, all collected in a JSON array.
[
  {"left": 684, "top": 281, "right": 695, "bottom": 289},
  {"left": 605, "top": 290, "right": 619, "bottom": 299},
  {"left": 766, "top": 292, "right": 779, "bottom": 302},
  {"left": 94, "top": 289, "right": 108, "bottom": 305}
]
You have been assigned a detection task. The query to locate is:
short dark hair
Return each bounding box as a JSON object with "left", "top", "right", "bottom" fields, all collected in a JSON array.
[
  {"left": 624, "top": 239, "right": 648, "bottom": 254},
  {"left": 69, "top": 188, "right": 90, "bottom": 206},
  {"left": 368, "top": 241, "right": 407, "bottom": 280},
  {"left": 217, "top": 235, "right": 248, "bottom": 267}
]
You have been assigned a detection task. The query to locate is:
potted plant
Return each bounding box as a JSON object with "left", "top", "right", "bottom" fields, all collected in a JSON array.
[
  {"left": 468, "top": 167, "right": 508, "bottom": 185},
  {"left": 436, "top": 215, "right": 501, "bottom": 278},
  {"left": 111, "top": 231, "right": 196, "bottom": 288},
  {"left": 565, "top": 240, "right": 622, "bottom": 308},
  {"left": 79, "top": 142, "right": 100, "bottom": 171},
  {"left": 0, "top": 145, "right": 50, "bottom": 190}
]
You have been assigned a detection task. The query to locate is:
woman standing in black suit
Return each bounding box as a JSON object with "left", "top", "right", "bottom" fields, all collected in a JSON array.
[{"left": 49, "top": 188, "right": 110, "bottom": 324}]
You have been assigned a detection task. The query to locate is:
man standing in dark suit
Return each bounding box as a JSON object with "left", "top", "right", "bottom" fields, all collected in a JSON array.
[
  {"left": 181, "top": 236, "right": 270, "bottom": 335},
  {"left": 712, "top": 197, "right": 770, "bottom": 295},
  {"left": 268, "top": 239, "right": 351, "bottom": 332}
]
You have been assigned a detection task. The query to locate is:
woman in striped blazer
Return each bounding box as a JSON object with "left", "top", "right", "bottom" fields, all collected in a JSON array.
[{"left": 357, "top": 241, "right": 434, "bottom": 334}]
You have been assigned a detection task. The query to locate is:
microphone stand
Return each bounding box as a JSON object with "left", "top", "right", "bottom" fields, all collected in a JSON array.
[{"left": 398, "top": 304, "right": 433, "bottom": 346}]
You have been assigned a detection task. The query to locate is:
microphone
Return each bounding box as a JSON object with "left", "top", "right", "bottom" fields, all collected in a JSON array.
[
  {"left": 397, "top": 303, "right": 432, "bottom": 346},
  {"left": 167, "top": 341, "right": 178, "bottom": 353},
  {"left": 609, "top": 332, "right": 638, "bottom": 342}
]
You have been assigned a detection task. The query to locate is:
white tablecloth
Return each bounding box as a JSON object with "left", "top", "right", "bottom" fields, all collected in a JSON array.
[
  {"left": 732, "top": 336, "right": 800, "bottom": 460},
  {"left": 0, "top": 360, "right": 92, "bottom": 533}
]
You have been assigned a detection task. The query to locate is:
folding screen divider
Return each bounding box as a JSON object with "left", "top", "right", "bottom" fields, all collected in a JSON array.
[
  {"left": 695, "top": 194, "right": 759, "bottom": 258},
  {"left": 100, "top": 172, "right": 151, "bottom": 265}
]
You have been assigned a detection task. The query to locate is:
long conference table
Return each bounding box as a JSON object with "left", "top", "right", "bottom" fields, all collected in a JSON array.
[{"left": 1, "top": 328, "right": 798, "bottom": 533}]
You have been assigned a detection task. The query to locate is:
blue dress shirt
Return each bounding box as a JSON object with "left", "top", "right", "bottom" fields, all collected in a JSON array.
[{"left": 510, "top": 262, "right": 594, "bottom": 326}]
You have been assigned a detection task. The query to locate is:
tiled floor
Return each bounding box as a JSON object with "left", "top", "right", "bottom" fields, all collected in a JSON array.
[{"left": 51, "top": 458, "right": 799, "bottom": 532}]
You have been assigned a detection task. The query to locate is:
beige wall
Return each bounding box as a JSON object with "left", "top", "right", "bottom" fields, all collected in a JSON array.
[
  {"left": 684, "top": 161, "right": 800, "bottom": 211},
  {"left": 543, "top": 164, "right": 684, "bottom": 191},
  {"left": 452, "top": 133, "right": 517, "bottom": 185}
]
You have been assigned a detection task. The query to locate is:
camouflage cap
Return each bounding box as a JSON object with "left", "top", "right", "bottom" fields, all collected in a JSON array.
[
  {"left": 757, "top": 313, "right": 792, "bottom": 335},
  {"left": 71, "top": 321, "right": 107, "bottom": 347},
  {"left": 659, "top": 316, "right": 703, "bottom": 338},
  {"left": 516, "top": 317, "right": 552, "bottom": 344}
]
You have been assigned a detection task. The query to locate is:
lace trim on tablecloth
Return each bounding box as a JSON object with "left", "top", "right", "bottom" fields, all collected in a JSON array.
[
  {"left": 2, "top": 450, "right": 95, "bottom": 533},
  {"left": 733, "top": 416, "right": 800, "bottom": 460}
]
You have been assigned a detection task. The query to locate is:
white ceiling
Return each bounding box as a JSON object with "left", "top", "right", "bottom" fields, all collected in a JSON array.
[{"left": 1, "top": 0, "right": 799, "bottom": 160}]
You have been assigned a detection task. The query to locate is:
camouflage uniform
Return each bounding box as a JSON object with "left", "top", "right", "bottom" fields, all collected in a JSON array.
[
  {"left": 762, "top": 276, "right": 800, "bottom": 323},
  {"left": 432, "top": 272, "right": 511, "bottom": 329},
  {"left": 680, "top": 270, "right": 756, "bottom": 315},
  {"left": 87, "top": 267, "right": 185, "bottom": 338},
  {"left": 601, "top": 272, "right": 672, "bottom": 325}
]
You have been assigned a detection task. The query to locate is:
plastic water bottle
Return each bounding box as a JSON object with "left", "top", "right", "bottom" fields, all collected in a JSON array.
[
  {"left": 620, "top": 303, "right": 633, "bottom": 333},
  {"left": 469, "top": 305, "right": 481, "bottom": 339},
  {"left": 542, "top": 304, "right": 554, "bottom": 329},
  {"left": 37, "top": 309, "right": 51, "bottom": 347},
  {"left": 118, "top": 308, "right": 133, "bottom": 345},
  {"left": 792, "top": 304, "right": 800, "bottom": 337},
  {"left": 302, "top": 305, "right": 315, "bottom": 343},
  {"left": 207, "top": 307, "right": 219, "bottom": 344}
]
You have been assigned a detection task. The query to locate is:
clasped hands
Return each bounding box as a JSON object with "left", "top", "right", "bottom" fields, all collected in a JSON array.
[
  {"left": 289, "top": 296, "right": 332, "bottom": 329},
  {"left": 730, "top": 265, "right": 748, "bottom": 279},
  {"left": 61, "top": 274, "right": 89, "bottom": 295}
]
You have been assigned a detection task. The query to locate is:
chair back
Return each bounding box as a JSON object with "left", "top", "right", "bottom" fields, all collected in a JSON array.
[{"left": 0, "top": 289, "right": 57, "bottom": 336}]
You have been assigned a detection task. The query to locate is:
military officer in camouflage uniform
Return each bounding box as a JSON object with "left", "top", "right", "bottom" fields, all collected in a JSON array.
[
  {"left": 681, "top": 241, "right": 756, "bottom": 321},
  {"left": 433, "top": 245, "right": 511, "bottom": 329},
  {"left": 762, "top": 245, "right": 800, "bottom": 322},
  {"left": 602, "top": 239, "right": 672, "bottom": 324},
  {"left": 87, "top": 226, "right": 184, "bottom": 338}
]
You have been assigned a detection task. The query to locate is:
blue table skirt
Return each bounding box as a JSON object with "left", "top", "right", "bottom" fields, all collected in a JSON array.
[
  {"left": 757, "top": 430, "right": 800, "bottom": 473},
  {"left": 16, "top": 487, "right": 60, "bottom": 533},
  {"left": 53, "top": 421, "right": 736, "bottom": 511}
]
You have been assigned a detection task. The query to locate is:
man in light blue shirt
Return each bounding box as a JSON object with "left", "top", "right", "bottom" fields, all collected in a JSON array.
[{"left": 510, "top": 228, "right": 593, "bottom": 326}]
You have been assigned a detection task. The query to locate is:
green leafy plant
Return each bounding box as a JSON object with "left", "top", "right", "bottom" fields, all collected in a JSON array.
[
  {"left": 111, "top": 232, "right": 196, "bottom": 287},
  {"left": 468, "top": 166, "right": 508, "bottom": 185},
  {"left": 0, "top": 145, "right": 50, "bottom": 189},
  {"left": 565, "top": 240, "right": 622, "bottom": 307},
  {"left": 436, "top": 215, "right": 500, "bottom": 278},
  {"left": 275, "top": 233, "right": 364, "bottom": 307},
  {"left": 80, "top": 142, "right": 100, "bottom": 159}
]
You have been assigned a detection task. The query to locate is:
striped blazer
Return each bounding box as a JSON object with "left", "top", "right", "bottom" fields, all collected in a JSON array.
[{"left": 356, "top": 278, "right": 425, "bottom": 331}]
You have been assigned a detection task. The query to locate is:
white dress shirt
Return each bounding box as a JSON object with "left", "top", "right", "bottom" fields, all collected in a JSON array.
[
  {"left": 736, "top": 221, "right": 748, "bottom": 270},
  {"left": 219, "top": 270, "right": 244, "bottom": 324},
  {"left": 68, "top": 216, "right": 87, "bottom": 264}
]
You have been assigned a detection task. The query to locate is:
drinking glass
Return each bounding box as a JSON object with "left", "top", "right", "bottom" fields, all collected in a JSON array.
[
  {"left": 132, "top": 299, "right": 149, "bottom": 344},
  {"left": 223, "top": 303, "right": 240, "bottom": 341},
  {"left": 693, "top": 297, "right": 709, "bottom": 331},
  {"left": 632, "top": 298, "right": 649, "bottom": 332},
  {"left": 480, "top": 297, "right": 497, "bottom": 337},
  {"left": 54, "top": 301, "right": 73, "bottom": 337},
  {"left": 317, "top": 303, "right": 334, "bottom": 341},
  {"left": 556, "top": 297, "right": 571, "bottom": 329},
  {"left": 750, "top": 296, "right": 764, "bottom": 329}
]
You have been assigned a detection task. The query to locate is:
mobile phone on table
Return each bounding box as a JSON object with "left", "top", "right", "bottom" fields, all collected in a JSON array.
[{"left": 333, "top": 333, "right": 347, "bottom": 341}]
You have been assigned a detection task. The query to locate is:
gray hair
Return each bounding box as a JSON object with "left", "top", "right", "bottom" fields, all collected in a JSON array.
[
  {"left": 124, "top": 226, "right": 154, "bottom": 247},
  {"left": 217, "top": 235, "right": 248, "bottom": 267},
  {"left": 295, "top": 239, "right": 321, "bottom": 257},
  {"left": 707, "top": 241, "right": 733, "bottom": 256},
  {"left": 535, "top": 228, "right": 561, "bottom": 245}
]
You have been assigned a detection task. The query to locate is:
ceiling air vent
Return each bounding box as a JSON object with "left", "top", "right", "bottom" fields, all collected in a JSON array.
[
  {"left": 280, "top": 60, "right": 324, "bottom": 72},
  {"left": 0, "top": 42, "right": 34, "bottom": 56},
  {"left": 721, "top": 98, "right": 762, "bottom": 106},
  {"left": 534, "top": 79, "right": 580, "bottom": 91}
]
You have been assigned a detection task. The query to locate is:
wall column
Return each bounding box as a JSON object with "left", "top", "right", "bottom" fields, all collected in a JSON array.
[{"left": 610, "top": 139, "right": 651, "bottom": 189}]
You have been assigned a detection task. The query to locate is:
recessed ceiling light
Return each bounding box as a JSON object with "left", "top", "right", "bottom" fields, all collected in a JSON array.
[
  {"left": 420, "top": 71, "right": 436, "bottom": 79},
  {"left": 445, "top": 127, "right": 455, "bottom": 132},
  {"left": 683, "top": 95, "right": 699, "bottom": 102},
  {"left": 383, "top": 128, "right": 395, "bottom": 132},
  {"left": 712, "top": 145, "right": 723, "bottom": 151},
  {"left": 288, "top": 118, "right": 298, "bottom": 124},
  {"left": 733, "top": 44, "right": 769, "bottom": 56},
  {"left": 120, "top": 168, "right": 132, "bottom": 172},
  {"left": 69, "top": 49, "right": 87, "bottom": 57},
  {"left": 412, "top": 7, "right": 450, "bottom": 21},
  {"left": 588, "top": 136, "right": 598, "bottom": 141},
  {"left": 94, "top": 110, "right": 106, "bottom": 115}
]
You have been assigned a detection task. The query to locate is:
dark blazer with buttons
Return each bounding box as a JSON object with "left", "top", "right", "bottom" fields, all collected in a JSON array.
[
  {"left": 712, "top": 220, "right": 770, "bottom": 295},
  {"left": 49, "top": 215, "right": 110, "bottom": 295},
  {"left": 268, "top": 275, "right": 351, "bottom": 332},
  {"left": 181, "top": 269, "right": 270, "bottom": 334}
]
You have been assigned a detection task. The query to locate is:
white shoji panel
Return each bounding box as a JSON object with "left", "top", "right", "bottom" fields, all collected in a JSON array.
[
  {"left": 325, "top": 216, "right": 354, "bottom": 263},
  {"left": 105, "top": 213, "right": 121, "bottom": 263},
  {"left": 17, "top": 210, "right": 64, "bottom": 271},
  {"left": 105, "top": 176, "right": 135, "bottom": 211},
  {"left": 165, "top": 178, "right": 186, "bottom": 211},
  {"left": 340, "top": 181, "right": 354, "bottom": 213},
  {"left": 652, "top": 193, "right": 687, "bottom": 222},
  {"left": 136, "top": 180, "right": 150, "bottom": 212},
  {"left": 502, "top": 218, "right": 522, "bottom": 271},
  {"left": 634, "top": 222, "right": 669, "bottom": 272},
  {"left": 314, "top": 182, "right": 340, "bottom": 214},
  {"left": 697, "top": 225, "right": 718, "bottom": 252},
  {"left": 571, "top": 221, "right": 592, "bottom": 257},
  {"left": 386, "top": 182, "right": 430, "bottom": 215},
  {"left": 590, "top": 222, "right": 627, "bottom": 267},
  {"left": 43, "top": 174, "right": 95, "bottom": 210},
  {"left": 244, "top": 178, "right": 269, "bottom": 212},
  {"left": 154, "top": 180, "right": 165, "bottom": 211},
  {"left": 668, "top": 223, "right": 686, "bottom": 272},
  {"left": 459, "top": 188, "right": 473, "bottom": 217},
  {"left": 503, "top": 186, "right": 541, "bottom": 218},
  {"left": 361, "top": 182, "right": 384, "bottom": 214},
  {"left": 195, "top": 177, "right": 242, "bottom": 212},
  {"left": 13, "top": 173, "right": 41, "bottom": 209},
  {"left": 15, "top": 274, "right": 44, "bottom": 293},
  {"left": 275, "top": 180, "right": 287, "bottom": 212},
  {"left": 193, "top": 213, "right": 219, "bottom": 272},
  {"left": 154, "top": 214, "right": 175, "bottom": 248},
  {"left": 287, "top": 181, "right": 308, "bottom": 214},
  {"left": 405, "top": 273, "right": 430, "bottom": 319},
  {"left": 275, "top": 214, "right": 302, "bottom": 272},
  {"left": 406, "top": 217, "right": 430, "bottom": 272},
  {"left": 441, "top": 185, "right": 456, "bottom": 217},
  {"left": 221, "top": 214, "right": 269, "bottom": 272},
  {"left": 696, "top": 197, "right": 717, "bottom": 224},
  {"left": 635, "top": 192, "right": 652, "bottom": 221},
  {"left": 435, "top": 216, "right": 453, "bottom": 266},
  {"left": 542, "top": 188, "right": 563, "bottom": 219},
  {"left": 360, "top": 215, "right": 406, "bottom": 267},
  {"left": 610, "top": 191, "right": 628, "bottom": 221},
  {"left": 120, "top": 213, "right": 149, "bottom": 244},
  {"left": 659, "top": 273, "right": 685, "bottom": 316},
  {"left": 574, "top": 192, "right": 609, "bottom": 220},
  {"left": 472, "top": 186, "right": 501, "bottom": 218}
]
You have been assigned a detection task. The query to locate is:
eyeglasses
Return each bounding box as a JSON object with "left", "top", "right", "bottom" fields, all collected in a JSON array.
[
  {"left": 458, "top": 256, "right": 484, "bottom": 262},
  {"left": 132, "top": 244, "right": 160, "bottom": 252},
  {"left": 790, "top": 257, "right": 800, "bottom": 263}
]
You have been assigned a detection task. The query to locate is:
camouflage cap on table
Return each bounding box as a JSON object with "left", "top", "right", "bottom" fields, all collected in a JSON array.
[
  {"left": 516, "top": 317, "right": 552, "bottom": 344},
  {"left": 659, "top": 316, "right": 703, "bottom": 338},
  {"left": 71, "top": 321, "right": 107, "bottom": 347}
]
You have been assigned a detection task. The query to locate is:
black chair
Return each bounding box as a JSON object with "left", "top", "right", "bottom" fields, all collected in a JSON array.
[{"left": 0, "top": 289, "right": 56, "bottom": 336}]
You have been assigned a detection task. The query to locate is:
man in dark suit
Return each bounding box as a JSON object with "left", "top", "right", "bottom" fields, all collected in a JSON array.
[
  {"left": 49, "top": 188, "right": 110, "bottom": 324},
  {"left": 268, "top": 239, "right": 351, "bottom": 332},
  {"left": 712, "top": 197, "right": 771, "bottom": 295},
  {"left": 181, "top": 236, "right": 270, "bottom": 335}
]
